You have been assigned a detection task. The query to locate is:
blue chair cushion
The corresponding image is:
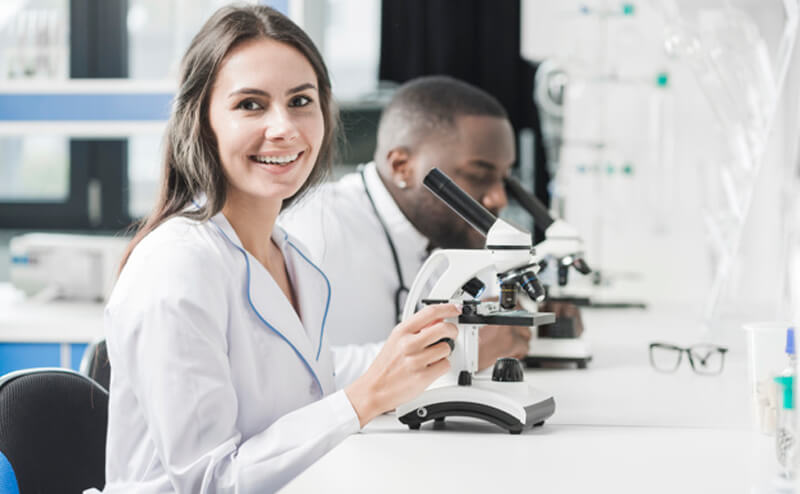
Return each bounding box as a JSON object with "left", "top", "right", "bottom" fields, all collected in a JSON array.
[{"left": 0, "top": 450, "right": 20, "bottom": 494}]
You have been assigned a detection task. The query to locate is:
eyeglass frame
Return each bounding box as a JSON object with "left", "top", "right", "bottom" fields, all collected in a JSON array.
[{"left": 648, "top": 342, "right": 729, "bottom": 375}]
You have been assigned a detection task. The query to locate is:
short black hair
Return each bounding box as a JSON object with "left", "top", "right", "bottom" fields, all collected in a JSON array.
[{"left": 375, "top": 76, "right": 508, "bottom": 160}]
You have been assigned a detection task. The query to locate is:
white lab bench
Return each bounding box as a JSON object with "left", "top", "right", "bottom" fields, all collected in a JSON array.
[
  {"left": 0, "top": 283, "right": 105, "bottom": 373},
  {"left": 0, "top": 285, "right": 785, "bottom": 492},
  {"left": 280, "top": 307, "right": 782, "bottom": 494}
]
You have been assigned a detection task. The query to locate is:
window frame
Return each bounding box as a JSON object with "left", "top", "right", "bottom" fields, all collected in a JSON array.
[{"left": 0, "top": 0, "right": 131, "bottom": 231}]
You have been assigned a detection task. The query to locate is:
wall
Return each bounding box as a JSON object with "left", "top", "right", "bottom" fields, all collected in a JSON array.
[{"left": 520, "top": 0, "right": 800, "bottom": 331}]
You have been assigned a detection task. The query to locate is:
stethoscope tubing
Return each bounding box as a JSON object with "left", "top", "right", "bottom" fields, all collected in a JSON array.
[{"left": 359, "top": 166, "right": 409, "bottom": 323}]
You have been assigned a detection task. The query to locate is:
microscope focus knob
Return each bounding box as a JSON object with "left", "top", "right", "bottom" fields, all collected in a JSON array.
[
  {"left": 461, "top": 300, "right": 479, "bottom": 316},
  {"left": 491, "top": 358, "right": 524, "bottom": 382}
]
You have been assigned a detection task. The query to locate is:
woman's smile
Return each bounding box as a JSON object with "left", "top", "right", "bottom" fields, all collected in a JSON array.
[{"left": 249, "top": 150, "right": 306, "bottom": 174}]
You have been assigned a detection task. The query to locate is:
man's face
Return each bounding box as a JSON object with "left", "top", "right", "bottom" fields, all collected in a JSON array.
[{"left": 404, "top": 115, "right": 515, "bottom": 249}]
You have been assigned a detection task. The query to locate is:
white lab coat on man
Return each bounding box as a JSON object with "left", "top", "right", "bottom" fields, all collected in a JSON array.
[
  {"left": 280, "top": 162, "right": 430, "bottom": 386},
  {"left": 96, "top": 211, "right": 361, "bottom": 494}
]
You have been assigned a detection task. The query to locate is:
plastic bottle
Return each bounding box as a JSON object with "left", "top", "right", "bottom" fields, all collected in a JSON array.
[{"left": 774, "top": 327, "right": 798, "bottom": 480}]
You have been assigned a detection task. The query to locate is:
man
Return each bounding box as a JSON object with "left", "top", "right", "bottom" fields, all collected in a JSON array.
[{"left": 282, "top": 76, "right": 531, "bottom": 385}]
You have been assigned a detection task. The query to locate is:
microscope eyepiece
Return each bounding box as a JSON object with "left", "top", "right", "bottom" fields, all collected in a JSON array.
[{"left": 423, "top": 168, "right": 496, "bottom": 236}]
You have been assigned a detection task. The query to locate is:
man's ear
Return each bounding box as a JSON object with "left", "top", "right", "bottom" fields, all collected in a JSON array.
[{"left": 386, "top": 147, "right": 413, "bottom": 187}]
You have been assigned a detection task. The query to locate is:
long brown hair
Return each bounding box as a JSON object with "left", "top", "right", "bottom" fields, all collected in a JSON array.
[{"left": 120, "top": 5, "right": 338, "bottom": 269}]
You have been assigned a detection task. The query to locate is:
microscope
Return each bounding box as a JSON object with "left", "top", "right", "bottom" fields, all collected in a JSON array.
[
  {"left": 505, "top": 176, "right": 593, "bottom": 368},
  {"left": 396, "top": 168, "right": 557, "bottom": 434}
]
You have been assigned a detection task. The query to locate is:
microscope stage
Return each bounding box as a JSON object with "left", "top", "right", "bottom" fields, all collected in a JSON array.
[{"left": 459, "top": 310, "right": 555, "bottom": 327}]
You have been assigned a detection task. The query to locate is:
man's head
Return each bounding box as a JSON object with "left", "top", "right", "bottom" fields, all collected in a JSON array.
[{"left": 374, "top": 76, "right": 515, "bottom": 249}]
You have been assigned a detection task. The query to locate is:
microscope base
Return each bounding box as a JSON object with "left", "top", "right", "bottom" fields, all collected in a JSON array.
[{"left": 396, "top": 381, "right": 555, "bottom": 434}]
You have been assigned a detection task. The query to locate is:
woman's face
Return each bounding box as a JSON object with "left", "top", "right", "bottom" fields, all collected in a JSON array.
[{"left": 208, "top": 37, "right": 324, "bottom": 206}]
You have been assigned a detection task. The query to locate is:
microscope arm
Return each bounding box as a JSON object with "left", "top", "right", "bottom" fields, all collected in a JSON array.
[{"left": 400, "top": 249, "right": 491, "bottom": 322}]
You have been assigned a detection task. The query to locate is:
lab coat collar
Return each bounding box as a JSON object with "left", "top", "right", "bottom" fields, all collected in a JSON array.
[
  {"left": 362, "top": 162, "right": 429, "bottom": 259},
  {"left": 209, "top": 211, "right": 335, "bottom": 396}
]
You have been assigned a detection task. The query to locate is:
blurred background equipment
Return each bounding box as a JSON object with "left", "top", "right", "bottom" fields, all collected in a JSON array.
[
  {"left": 520, "top": 0, "right": 800, "bottom": 336},
  {"left": 10, "top": 233, "right": 127, "bottom": 302}
]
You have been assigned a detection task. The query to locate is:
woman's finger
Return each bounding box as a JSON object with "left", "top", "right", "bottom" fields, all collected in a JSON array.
[
  {"left": 398, "top": 303, "right": 460, "bottom": 335},
  {"left": 412, "top": 339, "right": 454, "bottom": 368},
  {"left": 411, "top": 320, "right": 459, "bottom": 350}
]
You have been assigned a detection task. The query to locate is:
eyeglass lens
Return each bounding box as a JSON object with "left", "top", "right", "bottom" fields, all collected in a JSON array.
[
  {"left": 687, "top": 344, "right": 725, "bottom": 375},
  {"left": 649, "top": 344, "right": 683, "bottom": 372}
]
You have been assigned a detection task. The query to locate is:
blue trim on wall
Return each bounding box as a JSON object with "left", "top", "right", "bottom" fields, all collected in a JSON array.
[
  {"left": 0, "top": 343, "right": 60, "bottom": 375},
  {"left": 0, "top": 451, "right": 20, "bottom": 494},
  {"left": 70, "top": 343, "right": 88, "bottom": 371},
  {"left": 0, "top": 93, "right": 173, "bottom": 121}
]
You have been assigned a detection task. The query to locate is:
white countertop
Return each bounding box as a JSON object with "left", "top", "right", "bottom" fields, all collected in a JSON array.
[
  {"left": 282, "top": 417, "right": 766, "bottom": 494},
  {"left": 280, "top": 306, "right": 785, "bottom": 494},
  {"left": 0, "top": 283, "right": 105, "bottom": 343}
]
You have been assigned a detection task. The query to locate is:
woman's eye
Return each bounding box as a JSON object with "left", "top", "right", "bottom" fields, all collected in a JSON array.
[
  {"left": 289, "top": 95, "right": 312, "bottom": 108},
  {"left": 236, "top": 99, "right": 263, "bottom": 111}
]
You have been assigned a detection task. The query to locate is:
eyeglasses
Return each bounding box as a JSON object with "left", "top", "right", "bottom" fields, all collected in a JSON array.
[{"left": 648, "top": 342, "right": 729, "bottom": 375}]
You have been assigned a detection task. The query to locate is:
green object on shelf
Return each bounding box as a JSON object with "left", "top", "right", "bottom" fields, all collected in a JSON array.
[
  {"left": 622, "top": 3, "right": 635, "bottom": 15},
  {"left": 622, "top": 163, "right": 634, "bottom": 175},
  {"left": 656, "top": 72, "right": 669, "bottom": 87},
  {"left": 775, "top": 375, "right": 795, "bottom": 410},
  {"left": 606, "top": 164, "right": 615, "bottom": 175}
]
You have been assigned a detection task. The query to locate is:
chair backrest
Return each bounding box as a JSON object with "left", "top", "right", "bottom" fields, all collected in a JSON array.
[
  {"left": 79, "top": 339, "right": 110, "bottom": 392},
  {"left": 0, "top": 368, "right": 108, "bottom": 494}
]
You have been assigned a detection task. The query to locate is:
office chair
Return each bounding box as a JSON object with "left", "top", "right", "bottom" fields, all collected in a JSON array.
[
  {"left": 80, "top": 339, "right": 111, "bottom": 392},
  {"left": 0, "top": 368, "right": 108, "bottom": 494}
]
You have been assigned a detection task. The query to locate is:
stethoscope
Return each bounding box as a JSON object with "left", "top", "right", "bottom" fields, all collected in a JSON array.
[{"left": 359, "top": 166, "right": 409, "bottom": 323}]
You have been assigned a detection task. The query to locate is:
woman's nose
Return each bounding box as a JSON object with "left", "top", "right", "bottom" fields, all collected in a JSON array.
[{"left": 263, "top": 108, "right": 298, "bottom": 141}]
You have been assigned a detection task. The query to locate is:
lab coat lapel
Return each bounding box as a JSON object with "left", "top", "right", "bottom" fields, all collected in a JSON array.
[
  {"left": 279, "top": 229, "right": 335, "bottom": 394},
  {"left": 209, "top": 213, "right": 321, "bottom": 386}
]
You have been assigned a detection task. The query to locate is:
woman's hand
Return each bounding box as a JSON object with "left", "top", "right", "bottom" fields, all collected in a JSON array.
[{"left": 345, "top": 303, "right": 460, "bottom": 427}]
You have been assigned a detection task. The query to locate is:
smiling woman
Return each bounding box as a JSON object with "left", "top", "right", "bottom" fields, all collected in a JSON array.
[
  {"left": 95, "top": 5, "right": 460, "bottom": 494},
  {"left": 119, "top": 6, "right": 338, "bottom": 270},
  {"left": 209, "top": 37, "right": 324, "bottom": 219}
]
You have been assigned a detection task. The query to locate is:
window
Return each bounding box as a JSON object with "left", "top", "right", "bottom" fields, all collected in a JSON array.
[
  {"left": 0, "top": 0, "right": 383, "bottom": 228},
  {"left": 0, "top": 0, "right": 71, "bottom": 212}
]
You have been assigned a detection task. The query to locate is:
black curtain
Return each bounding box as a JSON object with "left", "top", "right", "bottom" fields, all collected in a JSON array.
[{"left": 379, "top": 0, "right": 551, "bottom": 232}]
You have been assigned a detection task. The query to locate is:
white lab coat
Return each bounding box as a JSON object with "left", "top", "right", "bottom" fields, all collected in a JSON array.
[
  {"left": 281, "top": 163, "right": 430, "bottom": 385},
  {"left": 97, "top": 212, "right": 361, "bottom": 494}
]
